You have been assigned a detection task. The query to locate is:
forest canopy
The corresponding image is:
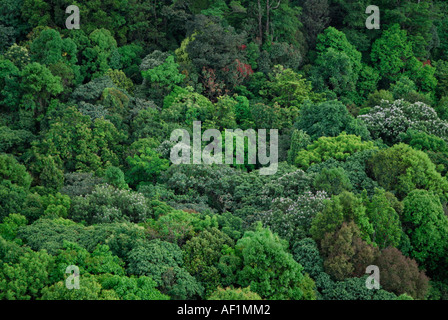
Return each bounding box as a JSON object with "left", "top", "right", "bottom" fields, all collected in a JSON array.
[{"left": 1, "top": 0, "right": 448, "bottom": 301}]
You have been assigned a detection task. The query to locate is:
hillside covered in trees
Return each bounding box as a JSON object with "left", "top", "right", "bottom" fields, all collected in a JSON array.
[{"left": 1, "top": 0, "right": 448, "bottom": 300}]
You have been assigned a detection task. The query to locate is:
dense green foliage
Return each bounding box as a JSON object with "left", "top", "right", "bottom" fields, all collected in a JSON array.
[{"left": 1, "top": 0, "right": 448, "bottom": 301}]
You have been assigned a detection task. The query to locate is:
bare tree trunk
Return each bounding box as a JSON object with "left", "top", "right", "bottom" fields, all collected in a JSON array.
[
  {"left": 258, "top": 0, "right": 263, "bottom": 43},
  {"left": 266, "top": 0, "right": 270, "bottom": 40},
  {"left": 265, "top": 0, "right": 281, "bottom": 41}
]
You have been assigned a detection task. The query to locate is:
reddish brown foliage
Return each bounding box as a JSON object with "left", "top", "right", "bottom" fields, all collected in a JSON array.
[{"left": 375, "top": 247, "right": 429, "bottom": 299}]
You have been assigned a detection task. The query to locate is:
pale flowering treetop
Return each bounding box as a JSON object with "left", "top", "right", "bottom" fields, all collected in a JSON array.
[
  {"left": 255, "top": 190, "right": 329, "bottom": 245},
  {"left": 358, "top": 99, "right": 448, "bottom": 144}
]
